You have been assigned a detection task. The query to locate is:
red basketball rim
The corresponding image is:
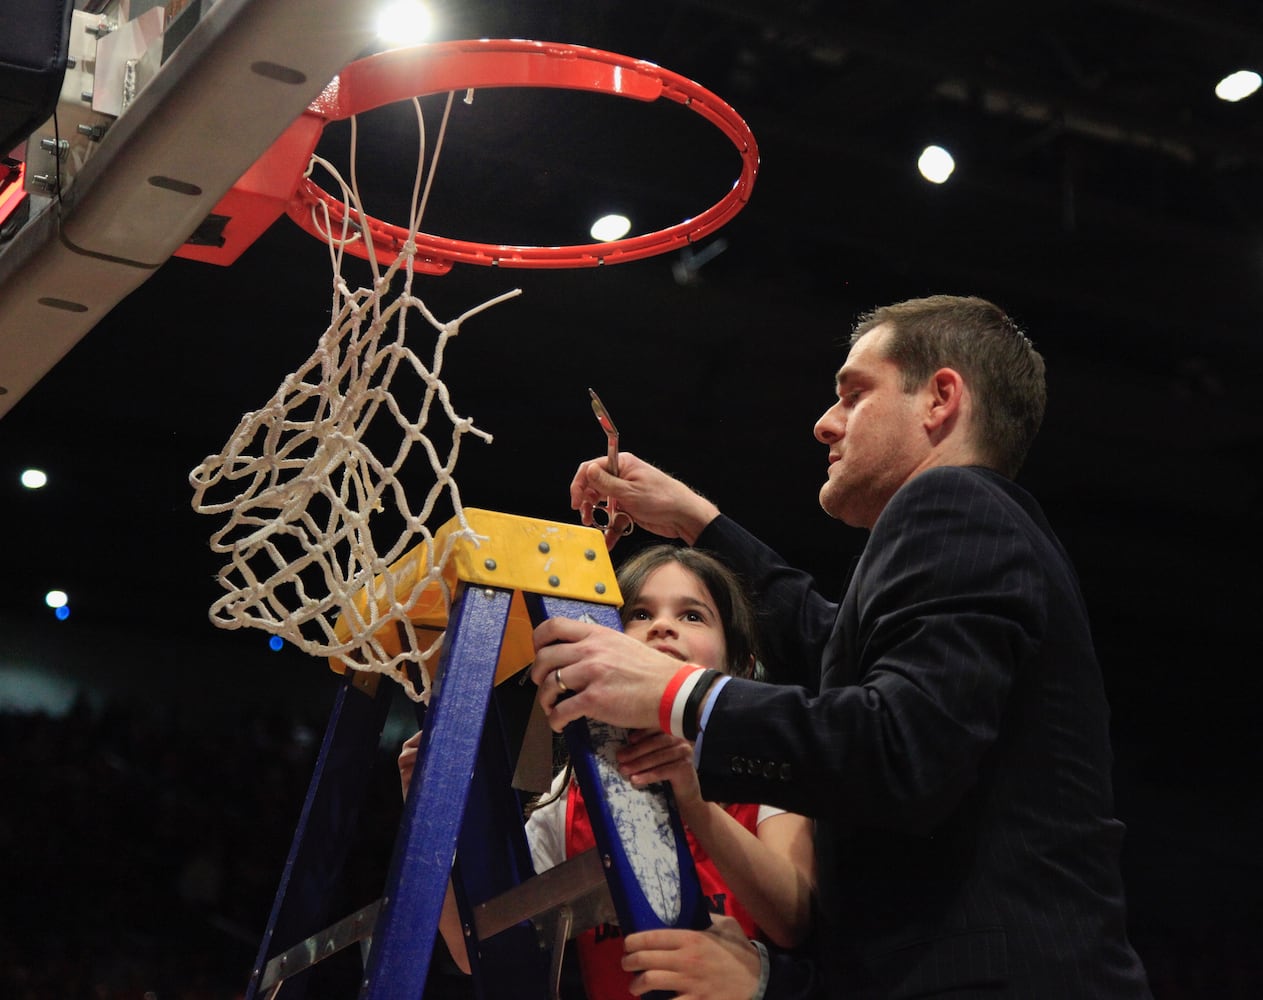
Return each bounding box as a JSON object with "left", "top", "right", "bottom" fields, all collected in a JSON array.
[{"left": 286, "top": 38, "right": 760, "bottom": 271}]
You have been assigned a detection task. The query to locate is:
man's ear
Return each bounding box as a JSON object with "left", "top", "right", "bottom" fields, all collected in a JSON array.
[{"left": 924, "top": 367, "right": 965, "bottom": 431}]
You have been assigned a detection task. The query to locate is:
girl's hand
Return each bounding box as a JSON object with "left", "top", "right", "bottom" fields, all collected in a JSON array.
[
  {"left": 398, "top": 730, "right": 423, "bottom": 801},
  {"left": 617, "top": 729, "right": 702, "bottom": 812}
]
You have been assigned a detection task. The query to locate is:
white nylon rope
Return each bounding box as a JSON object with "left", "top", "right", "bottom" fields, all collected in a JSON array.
[{"left": 191, "top": 90, "right": 520, "bottom": 701}]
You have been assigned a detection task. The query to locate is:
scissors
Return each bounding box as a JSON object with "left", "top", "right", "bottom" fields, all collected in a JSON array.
[{"left": 588, "top": 388, "right": 635, "bottom": 548}]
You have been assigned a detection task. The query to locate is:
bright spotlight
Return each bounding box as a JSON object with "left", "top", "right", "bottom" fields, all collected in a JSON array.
[
  {"left": 1215, "top": 69, "right": 1261, "bottom": 102},
  {"left": 45, "top": 590, "right": 68, "bottom": 608},
  {"left": 21, "top": 468, "right": 48, "bottom": 489},
  {"left": 918, "top": 145, "right": 956, "bottom": 184},
  {"left": 590, "top": 214, "right": 632, "bottom": 242},
  {"left": 376, "top": 1, "right": 433, "bottom": 47}
]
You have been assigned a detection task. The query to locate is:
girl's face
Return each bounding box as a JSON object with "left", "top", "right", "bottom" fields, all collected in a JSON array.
[{"left": 622, "top": 562, "right": 728, "bottom": 673}]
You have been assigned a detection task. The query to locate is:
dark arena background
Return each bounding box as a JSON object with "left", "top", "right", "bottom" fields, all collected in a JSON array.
[{"left": 1, "top": 1, "right": 1260, "bottom": 997}]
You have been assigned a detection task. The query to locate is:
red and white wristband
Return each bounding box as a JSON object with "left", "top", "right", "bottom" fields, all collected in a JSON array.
[{"left": 658, "top": 664, "right": 720, "bottom": 740}]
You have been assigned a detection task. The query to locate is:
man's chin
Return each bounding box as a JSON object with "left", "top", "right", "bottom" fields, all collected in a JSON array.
[
  {"left": 820, "top": 482, "right": 866, "bottom": 527},
  {"left": 819, "top": 483, "right": 844, "bottom": 520}
]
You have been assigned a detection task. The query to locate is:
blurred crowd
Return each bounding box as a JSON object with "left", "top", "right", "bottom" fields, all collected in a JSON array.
[
  {"left": 0, "top": 695, "right": 408, "bottom": 1000},
  {"left": 1, "top": 695, "right": 1257, "bottom": 999}
]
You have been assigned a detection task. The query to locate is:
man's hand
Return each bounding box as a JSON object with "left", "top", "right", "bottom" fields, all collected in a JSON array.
[
  {"left": 530, "top": 617, "right": 683, "bottom": 732},
  {"left": 623, "top": 915, "right": 762, "bottom": 1000},
  {"left": 570, "top": 451, "right": 720, "bottom": 546}
]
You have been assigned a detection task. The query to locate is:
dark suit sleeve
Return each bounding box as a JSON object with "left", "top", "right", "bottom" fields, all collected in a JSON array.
[
  {"left": 695, "top": 515, "right": 838, "bottom": 688},
  {"left": 763, "top": 947, "right": 821, "bottom": 1000},
  {"left": 695, "top": 469, "right": 1048, "bottom": 835}
]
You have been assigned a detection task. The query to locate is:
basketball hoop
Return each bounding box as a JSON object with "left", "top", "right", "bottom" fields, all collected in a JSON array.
[
  {"left": 180, "top": 38, "right": 759, "bottom": 272},
  {"left": 190, "top": 39, "right": 759, "bottom": 698},
  {"left": 296, "top": 39, "right": 757, "bottom": 270}
]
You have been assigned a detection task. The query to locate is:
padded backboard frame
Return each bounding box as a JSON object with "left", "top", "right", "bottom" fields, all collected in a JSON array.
[{"left": 0, "top": 0, "right": 377, "bottom": 419}]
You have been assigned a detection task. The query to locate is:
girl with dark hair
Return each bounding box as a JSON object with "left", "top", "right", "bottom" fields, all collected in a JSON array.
[{"left": 400, "top": 544, "right": 814, "bottom": 998}]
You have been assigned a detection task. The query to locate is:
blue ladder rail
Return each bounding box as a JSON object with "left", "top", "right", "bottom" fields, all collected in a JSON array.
[{"left": 243, "top": 512, "right": 709, "bottom": 999}]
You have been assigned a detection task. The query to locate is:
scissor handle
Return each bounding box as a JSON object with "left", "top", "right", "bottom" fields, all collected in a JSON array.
[{"left": 593, "top": 501, "right": 634, "bottom": 535}]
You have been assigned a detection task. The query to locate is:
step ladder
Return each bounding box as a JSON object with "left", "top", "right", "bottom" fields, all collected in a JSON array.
[{"left": 242, "top": 509, "right": 711, "bottom": 999}]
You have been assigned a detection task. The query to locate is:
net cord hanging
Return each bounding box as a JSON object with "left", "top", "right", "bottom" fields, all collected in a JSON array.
[{"left": 190, "top": 87, "right": 520, "bottom": 702}]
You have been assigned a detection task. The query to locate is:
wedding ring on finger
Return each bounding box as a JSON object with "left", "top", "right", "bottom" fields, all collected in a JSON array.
[{"left": 554, "top": 669, "right": 569, "bottom": 694}]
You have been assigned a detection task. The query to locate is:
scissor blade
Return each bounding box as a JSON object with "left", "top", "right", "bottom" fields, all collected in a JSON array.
[
  {"left": 588, "top": 388, "right": 619, "bottom": 439},
  {"left": 585, "top": 388, "right": 631, "bottom": 548}
]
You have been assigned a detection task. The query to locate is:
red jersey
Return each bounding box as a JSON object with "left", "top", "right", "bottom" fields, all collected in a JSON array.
[{"left": 564, "top": 780, "right": 761, "bottom": 1000}]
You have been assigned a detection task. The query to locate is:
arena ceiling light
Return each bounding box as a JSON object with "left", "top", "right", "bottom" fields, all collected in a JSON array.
[
  {"left": 376, "top": 1, "right": 434, "bottom": 47},
  {"left": 1215, "top": 70, "right": 1261, "bottom": 102},
  {"left": 917, "top": 144, "right": 956, "bottom": 184},
  {"left": 44, "top": 589, "right": 71, "bottom": 620},
  {"left": 590, "top": 213, "right": 632, "bottom": 242}
]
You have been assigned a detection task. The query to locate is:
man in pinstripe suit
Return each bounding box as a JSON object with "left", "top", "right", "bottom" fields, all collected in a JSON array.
[{"left": 533, "top": 295, "right": 1152, "bottom": 998}]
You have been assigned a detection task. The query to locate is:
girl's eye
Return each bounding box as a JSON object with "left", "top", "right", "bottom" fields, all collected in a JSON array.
[
  {"left": 682, "top": 611, "right": 706, "bottom": 623},
  {"left": 628, "top": 608, "right": 651, "bottom": 621}
]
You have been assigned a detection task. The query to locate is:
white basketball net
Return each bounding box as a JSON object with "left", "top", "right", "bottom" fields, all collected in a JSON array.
[{"left": 190, "top": 93, "right": 517, "bottom": 702}]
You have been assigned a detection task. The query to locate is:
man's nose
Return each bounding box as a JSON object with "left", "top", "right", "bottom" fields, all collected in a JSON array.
[{"left": 814, "top": 403, "right": 842, "bottom": 444}]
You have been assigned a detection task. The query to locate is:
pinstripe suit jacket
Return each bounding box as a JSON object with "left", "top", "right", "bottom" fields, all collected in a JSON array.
[{"left": 694, "top": 465, "right": 1151, "bottom": 998}]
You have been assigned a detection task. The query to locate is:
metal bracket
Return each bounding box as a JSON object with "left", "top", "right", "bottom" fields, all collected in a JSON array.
[
  {"left": 549, "top": 905, "right": 574, "bottom": 1000},
  {"left": 256, "top": 898, "right": 382, "bottom": 995},
  {"left": 473, "top": 847, "right": 616, "bottom": 945}
]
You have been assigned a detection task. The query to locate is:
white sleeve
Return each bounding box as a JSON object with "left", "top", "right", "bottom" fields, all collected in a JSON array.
[
  {"left": 524, "top": 770, "right": 570, "bottom": 873},
  {"left": 755, "top": 803, "right": 788, "bottom": 826}
]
